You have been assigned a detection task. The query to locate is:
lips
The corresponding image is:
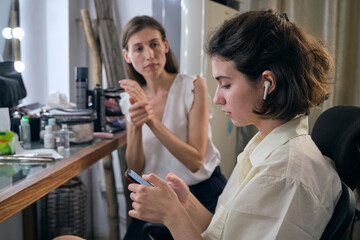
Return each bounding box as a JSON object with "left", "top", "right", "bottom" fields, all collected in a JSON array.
[
  {"left": 145, "top": 63, "right": 158, "bottom": 69},
  {"left": 222, "top": 109, "right": 231, "bottom": 117}
]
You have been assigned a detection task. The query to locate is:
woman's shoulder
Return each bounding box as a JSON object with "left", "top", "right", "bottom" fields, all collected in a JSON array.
[{"left": 176, "top": 73, "right": 206, "bottom": 91}]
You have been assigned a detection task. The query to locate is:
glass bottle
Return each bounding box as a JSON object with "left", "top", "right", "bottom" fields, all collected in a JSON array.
[{"left": 58, "top": 124, "right": 70, "bottom": 154}]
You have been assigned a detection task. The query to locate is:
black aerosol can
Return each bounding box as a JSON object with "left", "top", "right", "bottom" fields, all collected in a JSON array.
[
  {"left": 91, "top": 84, "right": 106, "bottom": 132},
  {"left": 75, "top": 67, "right": 88, "bottom": 110}
]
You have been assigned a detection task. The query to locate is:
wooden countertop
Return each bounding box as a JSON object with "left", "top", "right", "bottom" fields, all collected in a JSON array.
[{"left": 0, "top": 130, "right": 126, "bottom": 223}]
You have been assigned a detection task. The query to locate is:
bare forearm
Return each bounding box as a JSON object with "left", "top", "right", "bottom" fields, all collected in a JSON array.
[
  {"left": 165, "top": 203, "right": 204, "bottom": 240},
  {"left": 146, "top": 118, "right": 204, "bottom": 172},
  {"left": 125, "top": 122, "right": 145, "bottom": 173},
  {"left": 184, "top": 193, "right": 213, "bottom": 233}
]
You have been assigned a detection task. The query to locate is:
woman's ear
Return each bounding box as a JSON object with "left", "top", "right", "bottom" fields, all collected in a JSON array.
[
  {"left": 122, "top": 49, "right": 131, "bottom": 64},
  {"left": 262, "top": 70, "right": 276, "bottom": 100},
  {"left": 164, "top": 38, "right": 170, "bottom": 54}
]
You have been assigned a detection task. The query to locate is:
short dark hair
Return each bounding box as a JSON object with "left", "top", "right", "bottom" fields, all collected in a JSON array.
[
  {"left": 206, "top": 9, "right": 333, "bottom": 120},
  {"left": 120, "top": 15, "right": 178, "bottom": 86}
]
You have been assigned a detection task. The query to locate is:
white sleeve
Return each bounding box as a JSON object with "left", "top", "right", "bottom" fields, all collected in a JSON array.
[{"left": 119, "top": 92, "right": 131, "bottom": 122}]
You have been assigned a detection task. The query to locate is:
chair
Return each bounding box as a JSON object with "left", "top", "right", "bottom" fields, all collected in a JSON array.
[
  {"left": 320, "top": 182, "right": 356, "bottom": 240},
  {"left": 311, "top": 105, "right": 360, "bottom": 239},
  {"left": 142, "top": 222, "right": 172, "bottom": 240}
]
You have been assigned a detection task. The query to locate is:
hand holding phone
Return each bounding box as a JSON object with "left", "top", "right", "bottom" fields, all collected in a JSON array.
[{"left": 125, "top": 168, "right": 153, "bottom": 187}]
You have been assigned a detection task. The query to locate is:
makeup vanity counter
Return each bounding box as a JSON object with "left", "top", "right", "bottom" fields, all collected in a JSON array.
[{"left": 0, "top": 130, "right": 126, "bottom": 223}]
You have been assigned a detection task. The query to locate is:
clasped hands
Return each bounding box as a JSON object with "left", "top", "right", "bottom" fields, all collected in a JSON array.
[{"left": 119, "top": 79, "right": 154, "bottom": 127}]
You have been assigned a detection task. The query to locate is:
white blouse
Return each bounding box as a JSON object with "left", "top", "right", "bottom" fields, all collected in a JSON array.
[
  {"left": 120, "top": 74, "right": 221, "bottom": 185},
  {"left": 201, "top": 116, "right": 341, "bottom": 239}
]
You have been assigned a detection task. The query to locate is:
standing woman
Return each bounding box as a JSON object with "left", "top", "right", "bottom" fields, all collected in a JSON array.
[
  {"left": 119, "top": 16, "right": 226, "bottom": 239},
  {"left": 126, "top": 10, "right": 342, "bottom": 240}
]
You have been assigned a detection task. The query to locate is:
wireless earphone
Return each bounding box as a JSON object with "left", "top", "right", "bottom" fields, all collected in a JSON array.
[{"left": 263, "top": 81, "right": 270, "bottom": 100}]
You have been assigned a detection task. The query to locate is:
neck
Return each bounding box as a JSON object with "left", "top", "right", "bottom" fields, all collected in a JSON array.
[
  {"left": 256, "top": 118, "right": 289, "bottom": 138},
  {"left": 144, "top": 72, "right": 176, "bottom": 94}
]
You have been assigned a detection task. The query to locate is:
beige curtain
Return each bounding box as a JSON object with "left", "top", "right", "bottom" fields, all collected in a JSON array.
[{"left": 238, "top": 0, "right": 360, "bottom": 128}]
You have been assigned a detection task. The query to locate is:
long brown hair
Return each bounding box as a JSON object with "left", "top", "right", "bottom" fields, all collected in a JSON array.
[{"left": 121, "top": 15, "right": 178, "bottom": 86}]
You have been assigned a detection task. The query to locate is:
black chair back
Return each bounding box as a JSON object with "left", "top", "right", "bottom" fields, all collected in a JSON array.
[
  {"left": 320, "top": 182, "right": 356, "bottom": 240},
  {"left": 311, "top": 105, "right": 360, "bottom": 190},
  {"left": 312, "top": 105, "right": 360, "bottom": 239}
]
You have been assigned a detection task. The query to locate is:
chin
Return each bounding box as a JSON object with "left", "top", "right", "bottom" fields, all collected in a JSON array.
[{"left": 232, "top": 119, "right": 250, "bottom": 128}]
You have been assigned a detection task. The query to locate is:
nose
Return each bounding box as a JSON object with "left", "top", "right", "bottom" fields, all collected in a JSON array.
[
  {"left": 144, "top": 46, "right": 154, "bottom": 60},
  {"left": 213, "top": 87, "right": 225, "bottom": 105}
]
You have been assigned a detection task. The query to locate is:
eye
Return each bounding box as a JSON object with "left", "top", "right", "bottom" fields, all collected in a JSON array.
[
  {"left": 221, "top": 84, "right": 230, "bottom": 89},
  {"left": 151, "top": 42, "right": 159, "bottom": 48},
  {"left": 134, "top": 46, "right": 143, "bottom": 52}
]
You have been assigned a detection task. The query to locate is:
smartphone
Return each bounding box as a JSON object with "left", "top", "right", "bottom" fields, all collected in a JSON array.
[{"left": 125, "top": 168, "right": 153, "bottom": 187}]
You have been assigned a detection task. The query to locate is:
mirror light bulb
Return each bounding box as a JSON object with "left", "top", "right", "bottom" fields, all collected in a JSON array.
[
  {"left": 14, "top": 61, "right": 25, "bottom": 72},
  {"left": 13, "top": 27, "right": 24, "bottom": 39},
  {"left": 2, "top": 27, "right": 12, "bottom": 39}
]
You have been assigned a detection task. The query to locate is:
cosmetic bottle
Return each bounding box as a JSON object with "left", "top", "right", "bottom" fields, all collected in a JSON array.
[
  {"left": 59, "top": 124, "right": 70, "bottom": 154},
  {"left": 19, "top": 117, "right": 31, "bottom": 149},
  {"left": 75, "top": 67, "right": 88, "bottom": 109},
  {"left": 44, "top": 125, "right": 55, "bottom": 149}
]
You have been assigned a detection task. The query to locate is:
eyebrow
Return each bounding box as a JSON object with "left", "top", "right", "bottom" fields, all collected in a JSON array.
[
  {"left": 215, "top": 75, "right": 230, "bottom": 81},
  {"left": 131, "top": 38, "right": 160, "bottom": 47}
]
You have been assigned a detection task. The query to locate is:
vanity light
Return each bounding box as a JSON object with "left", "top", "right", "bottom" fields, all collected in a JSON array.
[
  {"left": 2, "top": 27, "right": 12, "bottom": 39},
  {"left": 14, "top": 61, "right": 25, "bottom": 72},
  {"left": 12, "top": 27, "right": 24, "bottom": 39},
  {"left": 1, "top": 27, "right": 24, "bottom": 40}
]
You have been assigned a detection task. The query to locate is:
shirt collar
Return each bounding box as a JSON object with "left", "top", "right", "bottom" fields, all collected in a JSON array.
[{"left": 248, "top": 115, "right": 309, "bottom": 167}]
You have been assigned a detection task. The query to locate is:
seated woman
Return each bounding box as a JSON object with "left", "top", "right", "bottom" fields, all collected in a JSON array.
[
  {"left": 119, "top": 16, "right": 226, "bottom": 239},
  {"left": 126, "top": 9, "right": 342, "bottom": 240}
]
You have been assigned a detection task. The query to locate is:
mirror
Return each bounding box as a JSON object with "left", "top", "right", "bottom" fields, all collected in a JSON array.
[
  {"left": 0, "top": 0, "right": 24, "bottom": 72},
  {"left": 0, "top": 0, "right": 11, "bottom": 61}
]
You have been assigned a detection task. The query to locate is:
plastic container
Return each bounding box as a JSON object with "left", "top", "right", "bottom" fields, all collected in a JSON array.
[
  {"left": 44, "top": 125, "right": 55, "bottom": 149},
  {"left": 41, "top": 108, "right": 96, "bottom": 143},
  {"left": 19, "top": 117, "right": 31, "bottom": 149}
]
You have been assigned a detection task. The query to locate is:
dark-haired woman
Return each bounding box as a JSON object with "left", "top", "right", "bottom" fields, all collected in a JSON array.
[
  {"left": 126, "top": 10, "right": 341, "bottom": 240},
  {"left": 119, "top": 16, "right": 226, "bottom": 239}
]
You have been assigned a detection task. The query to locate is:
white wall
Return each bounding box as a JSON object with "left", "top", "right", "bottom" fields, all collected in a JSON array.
[{"left": 20, "top": 0, "right": 89, "bottom": 105}]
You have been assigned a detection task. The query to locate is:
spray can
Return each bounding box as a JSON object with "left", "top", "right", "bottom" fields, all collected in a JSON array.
[
  {"left": 93, "top": 84, "right": 106, "bottom": 132},
  {"left": 75, "top": 67, "right": 88, "bottom": 109}
]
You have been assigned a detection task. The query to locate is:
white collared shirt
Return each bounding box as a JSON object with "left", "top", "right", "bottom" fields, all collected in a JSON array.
[{"left": 202, "top": 116, "right": 341, "bottom": 240}]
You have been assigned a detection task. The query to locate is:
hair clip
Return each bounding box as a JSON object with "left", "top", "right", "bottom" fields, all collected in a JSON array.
[{"left": 282, "top": 13, "right": 289, "bottom": 21}]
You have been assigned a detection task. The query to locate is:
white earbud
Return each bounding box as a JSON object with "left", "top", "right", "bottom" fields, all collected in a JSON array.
[{"left": 263, "top": 81, "right": 271, "bottom": 100}]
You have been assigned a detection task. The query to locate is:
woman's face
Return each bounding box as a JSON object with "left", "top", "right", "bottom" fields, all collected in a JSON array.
[
  {"left": 211, "top": 56, "right": 263, "bottom": 127},
  {"left": 123, "top": 27, "right": 169, "bottom": 79}
]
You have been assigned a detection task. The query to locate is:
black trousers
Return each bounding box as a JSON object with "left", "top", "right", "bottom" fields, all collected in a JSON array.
[{"left": 123, "top": 166, "right": 227, "bottom": 240}]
